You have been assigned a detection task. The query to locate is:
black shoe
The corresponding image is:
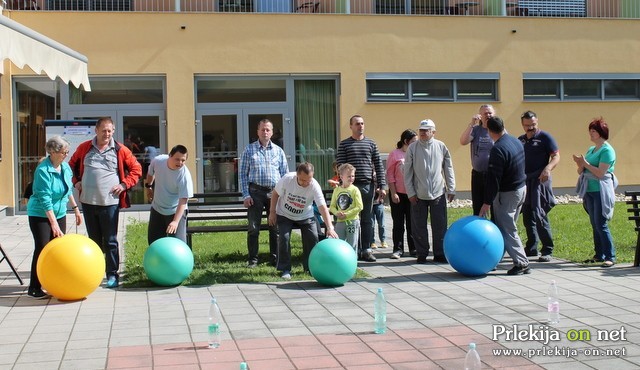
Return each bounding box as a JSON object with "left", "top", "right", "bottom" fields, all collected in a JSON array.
[
  {"left": 582, "top": 257, "right": 604, "bottom": 264},
  {"left": 433, "top": 256, "right": 448, "bottom": 264},
  {"left": 507, "top": 265, "right": 531, "bottom": 275},
  {"left": 361, "top": 252, "right": 377, "bottom": 262},
  {"left": 389, "top": 251, "right": 402, "bottom": 259},
  {"left": 27, "top": 289, "right": 49, "bottom": 299},
  {"left": 416, "top": 257, "right": 427, "bottom": 264}
]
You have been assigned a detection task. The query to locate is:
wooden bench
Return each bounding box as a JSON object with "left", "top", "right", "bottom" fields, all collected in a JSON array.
[
  {"left": 186, "top": 190, "right": 333, "bottom": 249},
  {"left": 626, "top": 190, "right": 640, "bottom": 267}
]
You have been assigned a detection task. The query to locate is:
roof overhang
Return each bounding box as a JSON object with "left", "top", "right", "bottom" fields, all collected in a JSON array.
[{"left": 0, "top": 15, "right": 91, "bottom": 91}]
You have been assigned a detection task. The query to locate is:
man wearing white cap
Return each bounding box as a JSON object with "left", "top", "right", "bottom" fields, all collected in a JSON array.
[{"left": 404, "top": 119, "right": 456, "bottom": 264}]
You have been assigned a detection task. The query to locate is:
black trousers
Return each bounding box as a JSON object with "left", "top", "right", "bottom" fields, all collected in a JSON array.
[
  {"left": 471, "top": 170, "right": 494, "bottom": 222},
  {"left": 28, "top": 215, "right": 66, "bottom": 291}
]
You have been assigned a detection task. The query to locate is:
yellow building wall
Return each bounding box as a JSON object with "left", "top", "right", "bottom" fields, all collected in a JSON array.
[{"left": 2, "top": 12, "right": 640, "bottom": 209}]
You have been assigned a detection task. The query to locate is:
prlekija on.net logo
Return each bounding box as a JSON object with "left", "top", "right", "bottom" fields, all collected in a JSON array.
[
  {"left": 492, "top": 324, "right": 627, "bottom": 345},
  {"left": 490, "top": 324, "right": 629, "bottom": 358}
]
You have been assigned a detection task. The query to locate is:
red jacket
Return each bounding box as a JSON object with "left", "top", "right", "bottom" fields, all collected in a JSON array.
[{"left": 69, "top": 140, "right": 142, "bottom": 209}]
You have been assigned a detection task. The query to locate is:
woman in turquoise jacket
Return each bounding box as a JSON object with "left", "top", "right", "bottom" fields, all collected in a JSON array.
[{"left": 26, "top": 136, "right": 82, "bottom": 298}]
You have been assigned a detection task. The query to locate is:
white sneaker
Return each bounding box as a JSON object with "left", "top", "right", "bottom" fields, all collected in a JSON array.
[
  {"left": 281, "top": 271, "right": 291, "bottom": 280},
  {"left": 370, "top": 243, "right": 378, "bottom": 249}
]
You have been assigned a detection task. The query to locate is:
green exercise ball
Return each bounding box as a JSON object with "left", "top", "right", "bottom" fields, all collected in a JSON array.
[
  {"left": 309, "top": 238, "right": 357, "bottom": 287},
  {"left": 143, "top": 237, "right": 194, "bottom": 286}
]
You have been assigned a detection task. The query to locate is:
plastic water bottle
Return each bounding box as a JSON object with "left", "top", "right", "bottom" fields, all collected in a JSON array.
[
  {"left": 464, "top": 343, "right": 481, "bottom": 370},
  {"left": 208, "top": 297, "right": 222, "bottom": 348},
  {"left": 548, "top": 280, "right": 560, "bottom": 324},
  {"left": 240, "top": 362, "right": 248, "bottom": 370},
  {"left": 374, "top": 287, "right": 386, "bottom": 334}
]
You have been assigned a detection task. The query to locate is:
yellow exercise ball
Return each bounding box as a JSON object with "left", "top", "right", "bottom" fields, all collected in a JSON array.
[{"left": 37, "top": 234, "right": 106, "bottom": 301}]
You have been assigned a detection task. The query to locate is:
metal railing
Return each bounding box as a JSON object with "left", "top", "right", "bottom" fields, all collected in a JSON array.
[{"left": 4, "top": 0, "right": 640, "bottom": 19}]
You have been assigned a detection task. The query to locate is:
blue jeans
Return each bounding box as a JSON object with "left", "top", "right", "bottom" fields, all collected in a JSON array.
[
  {"left": 583, "top": 191, "right": 616, "bottom": 261},
  {"left": 522, "top": 203, "right": 554, "bottom": 256},
  {"left": 370, "top": 202, "right": 386, "bottom": 244},
  {"left": 247, "top": 184, "right": 278, "bottom": 265},
  {"left": 410, "top": 194, "right": 447, "bottom": 259},
  {"left": 82, "top": 203, "right": 120, "bottom": 279},
  {"left": 276, "top": 215, "right": 318, "bottom": 272}
]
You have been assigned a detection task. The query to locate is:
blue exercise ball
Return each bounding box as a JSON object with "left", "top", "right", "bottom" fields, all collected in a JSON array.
[
  {"left": 143, "top": 237, "right": 194, "bottom": 286},
  {"left": 444, "top": 216, "right": 504, "bottom": 276},
  {"left": 309, "top": 238, "right": 357, "bottom": 287}
]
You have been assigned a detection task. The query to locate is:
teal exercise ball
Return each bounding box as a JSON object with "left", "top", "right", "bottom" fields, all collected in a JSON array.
[
  {"left": 143, "top": 237, "right": 194, "bottom": 286},
  {"left": 309, "top": 238, "right": 357, "bottom": 287},
  {"left": 444, "top": 216, "right": 504, "bottom": 277}
]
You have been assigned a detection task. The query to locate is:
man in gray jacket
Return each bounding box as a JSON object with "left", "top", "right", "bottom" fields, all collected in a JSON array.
[{"left": 404, "top": 119, "right": 456, "bottom": 264}]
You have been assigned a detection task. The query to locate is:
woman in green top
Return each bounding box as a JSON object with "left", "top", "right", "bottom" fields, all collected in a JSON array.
[
  {"left": 26, "top": 136, "right": 82, "bottom": 298},
  {"left": 572, "top": 118, "right": 617, "bottom": 267}
]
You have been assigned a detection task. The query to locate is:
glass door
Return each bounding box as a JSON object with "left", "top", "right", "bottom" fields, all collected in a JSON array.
[
  {"left": 245, "top": 108, "right": 290, "bottom": 165},
  {"left": 66, "top": 110, "right": 165, "bottom": 207},
  {"left": 197, "top": 111, "right": 241, "bottom": 193},
  {"left": 196, "top": 108, "right": 291, "bottom": 194},
  {"left": 118, "top": 111, "right": 166, "bottom": 205}
]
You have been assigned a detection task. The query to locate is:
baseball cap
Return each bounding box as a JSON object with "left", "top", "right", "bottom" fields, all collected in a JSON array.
[{"left": 418, "top": 119, "right": 436, "bottom": 131}]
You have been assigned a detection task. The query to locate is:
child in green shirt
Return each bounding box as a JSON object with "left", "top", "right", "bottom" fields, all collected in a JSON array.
[{"left": 330, "top": 164, "right": 364, "bottom": 251}]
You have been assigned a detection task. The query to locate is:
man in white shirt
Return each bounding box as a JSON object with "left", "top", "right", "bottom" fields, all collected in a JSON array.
[
  {"left": 269, "top": 162, "right": 338, "bottom": 280},
  {"left": 145, "top": 144, "right": 194, "bottom": 245}
]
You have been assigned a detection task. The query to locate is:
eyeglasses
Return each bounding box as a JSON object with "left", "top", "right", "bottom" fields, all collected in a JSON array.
[{"left": 58, "top": 151, "right": 70, "bottom": 155}]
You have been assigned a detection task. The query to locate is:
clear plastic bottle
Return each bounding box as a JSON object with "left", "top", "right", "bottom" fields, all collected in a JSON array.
[
  {"left": 548, "top": 280, "right": 560, "bottom": 324},
  {"left": 208, "top": 297, "right": 222, "bottom": 348},
  {"left": 464, "top": 342, "right": 481, "bottom": 370},
  {"left": 240, "top": 362, "right": 248, "bottom": 370},
  {"left": 374, "top": 287, "right": 386, "bottom": 334}
]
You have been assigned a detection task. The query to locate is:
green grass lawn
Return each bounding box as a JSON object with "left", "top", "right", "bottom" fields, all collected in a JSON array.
[
  {"left": 123, "top": 202, "right": 637, "bottom": 287},
  {"left": 123, "top": 222, "right": 369, "bottom": 287}
]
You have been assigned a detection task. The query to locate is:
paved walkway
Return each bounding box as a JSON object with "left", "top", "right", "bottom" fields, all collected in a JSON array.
[{"left": 1, "top": 210, "right": 640, "bottom": 369}]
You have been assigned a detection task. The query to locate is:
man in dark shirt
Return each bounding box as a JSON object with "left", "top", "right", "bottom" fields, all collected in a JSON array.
[
  {"left": 479, "top": 117, "right": 530, "bottom": 275},
  {"left": 336, "top": 114, "right": 386, "bottom": 262},
  {"left": 518, "top": 111, "right": 560, "bottom": 262}
]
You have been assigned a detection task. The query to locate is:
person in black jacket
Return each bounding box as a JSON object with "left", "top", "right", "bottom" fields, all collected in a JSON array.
[{"left": 479, "top": 117, "right": 530, "bottom": 276}]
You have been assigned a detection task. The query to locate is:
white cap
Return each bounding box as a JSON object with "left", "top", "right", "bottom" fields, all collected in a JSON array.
[{"left": 418, "top": 119, "right": 436, "bottom": 131}]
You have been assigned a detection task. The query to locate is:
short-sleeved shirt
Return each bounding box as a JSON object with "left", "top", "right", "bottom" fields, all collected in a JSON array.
[
  {"left": 274, "top": 172, "right": 326, "bottom": 221},
  {"left": 149, "top": 155, "right": 194, "bottom": 215},
  {"left": 80, "top": 138, "right": 120, "bottom": 206},
  {"left": 585, "top": 143, "right": 616, "bottom": 192},
  {"left": 469, "top": 125, "right": 494, "bottom": 172},
  {"left": 518, "top": 130, "right": 559, "bottom": 177}
]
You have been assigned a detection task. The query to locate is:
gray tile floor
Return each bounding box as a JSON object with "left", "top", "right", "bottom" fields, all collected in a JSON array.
[{"left": 1, "top": 209, "right": 640, "bottom": 369}]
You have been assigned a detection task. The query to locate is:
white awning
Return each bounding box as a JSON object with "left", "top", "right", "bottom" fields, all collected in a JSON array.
[{"left": 0, "top": 15, "right": 91, "bottom": 91}]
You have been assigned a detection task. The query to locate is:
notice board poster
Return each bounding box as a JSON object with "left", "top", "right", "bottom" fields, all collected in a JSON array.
[{"left": 44, "top": 120, "right": 95, "bottom": 162}]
